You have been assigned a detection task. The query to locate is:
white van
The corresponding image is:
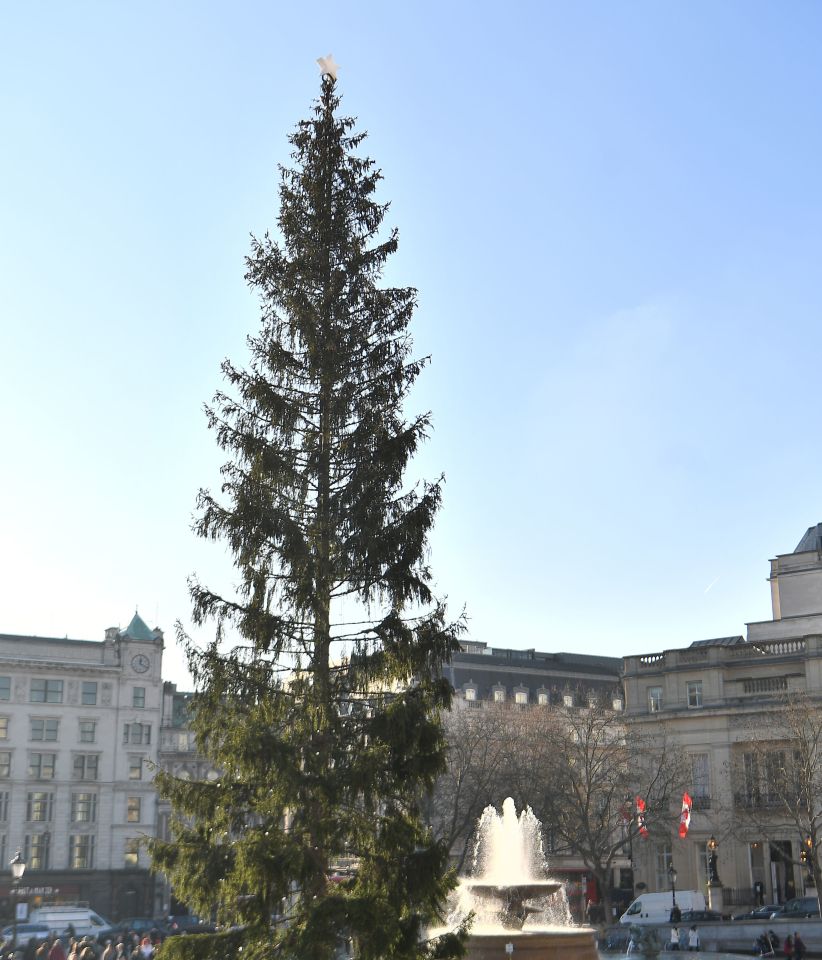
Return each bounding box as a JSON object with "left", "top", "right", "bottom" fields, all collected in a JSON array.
[
  {"left": 27, "top": 906, "right": 112, "bottom": 939},
  {"left": 619, "top": 891, "right": 706, "bottom": 925}
]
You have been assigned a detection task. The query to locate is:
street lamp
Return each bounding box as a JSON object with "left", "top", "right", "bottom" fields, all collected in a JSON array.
[
  {"left": 707, "top": 835, "right": 721, "bottom": 885},
  {"left": 623, "top": 794, "right": 635, "bottom": 892},
  {"left": 801, "top": 837, "right": 813, "bottom": 884},
  {"left": 668, "top": 862, "right": 678, "bottom": 908},
  {"left": 9, "top": 851, "right": 26, "bottom": 954}
]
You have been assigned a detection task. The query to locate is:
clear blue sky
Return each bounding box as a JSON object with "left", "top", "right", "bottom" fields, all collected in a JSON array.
[{"left": 2, "top": 2, "right": 821, "bottom": 688}]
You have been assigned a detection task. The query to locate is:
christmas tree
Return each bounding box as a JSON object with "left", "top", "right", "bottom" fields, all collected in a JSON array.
[{"left": 152, "top": 59, "right": 465, "bottom": 960}]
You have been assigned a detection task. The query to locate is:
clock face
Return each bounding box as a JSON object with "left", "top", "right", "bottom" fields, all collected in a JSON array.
[{"left": 131, "top": 654, "right": 150, "bottom": 674}]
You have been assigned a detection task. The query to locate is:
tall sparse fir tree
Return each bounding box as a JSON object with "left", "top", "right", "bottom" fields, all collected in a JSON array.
[{"left": 152, "top": 65, "right": 464, "bottom": 960}]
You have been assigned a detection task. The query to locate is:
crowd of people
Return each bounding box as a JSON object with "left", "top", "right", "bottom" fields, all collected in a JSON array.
[
  {"left": 1, "top": 929, "right": 163, "bottom": 960},
  {"left": 756, "top": 930, "right": 807, "bottom": 960}
]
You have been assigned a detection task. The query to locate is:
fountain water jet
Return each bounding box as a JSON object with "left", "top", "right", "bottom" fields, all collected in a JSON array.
[{"left": 444, "top": 799, "right": 598, "bottom": 960}]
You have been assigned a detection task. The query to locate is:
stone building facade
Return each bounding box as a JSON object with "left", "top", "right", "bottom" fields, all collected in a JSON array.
[
  {"left": 622, "top": 523, "right": 822, "bottom": 911},
  {"left": 0, "top": 613, "right": 164, "bottom": 920}
]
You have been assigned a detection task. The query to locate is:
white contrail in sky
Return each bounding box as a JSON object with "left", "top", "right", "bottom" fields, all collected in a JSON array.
[{"left": 704, "top": 576, "right": 721, "bottom": 594}]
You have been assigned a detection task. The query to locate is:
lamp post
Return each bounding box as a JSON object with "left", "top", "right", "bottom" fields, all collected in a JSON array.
[
  {"left": 802, "top": 837, "right": 813, "bottom": 885},
  {"left": 668, "top": 862, "right": 678, "bottom": 908},
  {"left": 621, "top": 794, "right": 635, "bottom": 895},
  {"left": 9, "top": 850, "right": 26, "bottom": 955},
  {"left": 707, "top": 835, "right": 720, "bottom": 885}
]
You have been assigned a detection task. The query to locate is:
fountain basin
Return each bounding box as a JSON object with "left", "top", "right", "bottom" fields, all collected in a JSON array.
[{"left": 464, "top": 928, "right": 598, "bottom": 960}]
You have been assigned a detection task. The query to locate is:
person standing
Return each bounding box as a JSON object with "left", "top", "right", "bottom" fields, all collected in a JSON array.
[
  {"left": 670, "top": 925, "right": 681, "bottom": 950},
  {"left": 793, "top": 932, "right": 805, "bottom": 960},
  {"left": 688, "top": 926, "right": 700, "bottom": 951}
]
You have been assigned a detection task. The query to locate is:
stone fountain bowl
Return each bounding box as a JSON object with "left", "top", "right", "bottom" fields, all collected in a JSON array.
[
  {"left": 464, "top": 881, "right": 563, "bottom": 900},
  {"left": 461, "top": 881, "right": 567, "bottom": 931},
  {"left": 464, "top": 929, "right": 598, "bottom": 960}
]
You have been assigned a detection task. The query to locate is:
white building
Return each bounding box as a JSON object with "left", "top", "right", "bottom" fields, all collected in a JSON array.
[
  {"left": 622, "top": 523, "right": 822, "bottom": 911},
  {"left": 0, "top": 613, "right": 164, "bottom": 919}
]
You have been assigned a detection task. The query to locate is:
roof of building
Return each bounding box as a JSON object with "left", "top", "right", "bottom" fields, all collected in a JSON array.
[
  {"left": 0, "top": 633, "right": 98, "bottom": 647},
  {"left": 795, "top": 524, "right": 822, "bottom": 554},
  {"left": 121, "top": 611, "right": 156, "bottom": 641},
  {"left": 689, "top": 635, "right": 746, "bottom": 648},
  {"left": 455, "top": 644, "right": 620, "bottom": 674}
]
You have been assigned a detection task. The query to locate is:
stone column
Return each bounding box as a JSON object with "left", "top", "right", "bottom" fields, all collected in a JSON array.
[{"left": 707, "top": 881, "right": 724, "bottom": 914}]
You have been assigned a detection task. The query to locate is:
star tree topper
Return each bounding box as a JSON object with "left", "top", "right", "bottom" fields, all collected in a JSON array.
[{"left": 317, "top": 54, "right": 339, "bottom": 81}]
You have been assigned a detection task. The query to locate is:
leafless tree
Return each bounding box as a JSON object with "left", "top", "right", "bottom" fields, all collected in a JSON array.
[
  {"left": 424, "top": 704, "right": 515, "bottom": 871},
  {"left": 728, "top": 692, "right": 822, "bottom": 901},
  {"left": 508, "top": 702, "right": 686, "bottom": 923}
]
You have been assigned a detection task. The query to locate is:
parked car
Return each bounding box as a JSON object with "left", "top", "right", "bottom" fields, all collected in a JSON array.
[
  {"left": 116, "top": 918, "right": 169, "bottom": 936},
  {"left": 28, "top": 906, "right": 113, "bottom": 940},
  {"left": 732, "top": 905, "right": 781, "bottom": 921},
  {"left": 0, "top": 924, "right": 52, "bottom": 948},
  {"left": 97, "top": 918, "right": 170, "bottom": 944},
  {"left": 166, "top": 916, "right": 216, "bottom": 935},
  {"left": 770, "top": 896, "right": 821, "bottom": 919},
  {"left": 619, "top": 890, "right": 706, "bottom": 924},
  {"left": 680, "top": 909, "right": 723, "bottom": 922}
]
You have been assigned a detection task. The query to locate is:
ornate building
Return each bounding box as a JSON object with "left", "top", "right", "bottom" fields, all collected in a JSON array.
[
  {"left": 0, "top": 613, "right": 164, "bottom": 919},
  {"left": 622, "top": 523, "right": 822, "bottom": 911}
]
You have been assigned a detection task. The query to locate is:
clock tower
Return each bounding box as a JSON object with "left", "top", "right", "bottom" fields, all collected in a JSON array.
[{"left": 117, "top": 611, "right": 163, "bottom": 681}]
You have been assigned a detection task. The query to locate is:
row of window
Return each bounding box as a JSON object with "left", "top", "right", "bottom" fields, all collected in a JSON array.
[
  {"left": 13, "top": 833, "right": 142, "bottom": 870},
  {"left": 0, "top": 717, "right": 152, "bottom": 744},
  {"left": 0, "top": 752, "right": 145, "bottom": 780},
  {"left": 10, "top": 791, "right": 144, "bottom": 823},
  {"left": 0, "top": 678, "right": 147, "bottom": 708},
  {"left": 647, "top": 681, "right": 703, "bottom": 712},
  {"left": 464, "top": 687, "right": 624, "bottom": 709},
  {"left": 739, "top": 749, "right": 799, "bottom": 807}
]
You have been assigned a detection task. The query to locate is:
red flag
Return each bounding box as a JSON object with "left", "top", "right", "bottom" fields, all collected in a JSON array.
[
  {"left": 635, "top": 796, "right": 649, "bottom": 838},
  {"left": 679, "top": 792, "right": 693, "bottom": 838}
]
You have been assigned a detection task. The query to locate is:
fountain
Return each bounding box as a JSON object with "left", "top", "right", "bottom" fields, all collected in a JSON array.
[{"left": 445, "top": 798, "right": 598, "bottom": 960}]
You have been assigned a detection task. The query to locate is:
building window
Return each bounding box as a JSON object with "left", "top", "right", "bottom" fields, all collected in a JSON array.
[
  {"left": 124, "top": 838, "right": 139, "bottom": 867},
  {"left": 26, "top": 792, "right": 53, "bottom": 822},
  {"left": 79, "top": 720, "right": 96, "bottom": 744},
  {"left": 464, "top": 687, "right": 476, "bottom": 701},
  {"left": 29, "top": 753, "right": 56, "bottom": 779},
  {"left": 0, "top": 792, "right": 8, "bottom": 821},
  {"left": 0, "top": 678, "right": 10, "bottom": 701},
  {"left": 71, "top": 793, "right": 98, "bottom": 823},
  {"left": 691, "top": 753, "right": 711, "bottom": 807},
  {"left": 124, "top": 723, "right": 151, "bottom": 746},
  {"left": 128, "top": 756, "right": 143, "bottom": 780},
  {"left": 655, "top": 842, "right": 673, "bottom": 891},
  {"left": 81, "top": 682, "right": 98, "bottom": 706},
  {"left": 132, "top": 687, "right": 146, "bottom": 709},
  {"left": 764, "top": 751, "right": 786, "bottom": 805},
  {"left": 30, "top": 718, "right": 59, "bottom": 741},
  {"left": 69, "top": 834, "right": 95, "bottom": 869},
  {"left": 493, "top": 689, "right": 505, "bottom": 703},
  {"left": 612, "top": 697, "right": 624, "bottom": 711},
  {"left": 30, "top": 679, "right": 63, "bottom": 704},
  {"left": 25, "top": 832, "right": 50, "bottom": 870},
  {"left": 563, "top": 693, "right": 574, "bottom": 708},
  {"left": 742, "top": 752, "right": 760, "bottom": 807},
  {"left": 0, "top": 718, "right": 8, "bottom": 740},
  {"left": 0, "top": 753, "right": 10, "bottom": 778},
  {"left": 73, "top": 754, "right": 99, "bottom": 781},
  {"left": 0, "top": 835, "right": 6, "bottom": 866},
  {"left": 515, "top": 690, "right": 528, "bottom": 705},
  {"left": 538, "top": 692, "right": 549, "bottom": 706},
  {"left": 687, "top": 681, "right": 703, "bottom": 708},
  {"left": 127, "top": 796, "right": 141, "bottom": 823},
  {"left": 648, "top": 687, "right": 663, "bottom": 713}
]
